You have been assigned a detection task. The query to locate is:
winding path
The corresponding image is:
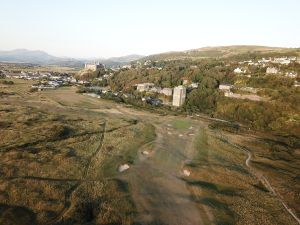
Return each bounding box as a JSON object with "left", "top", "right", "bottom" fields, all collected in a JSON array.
[{"left": 218, "top": 134, "right": 300, "bottom": 225}]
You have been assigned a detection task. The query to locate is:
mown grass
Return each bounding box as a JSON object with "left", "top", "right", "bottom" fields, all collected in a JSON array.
[
  {"left": 96, "top": 122, "right": 156, "bottom": 177},
  {"left": 171, "top": 119, "right": 191, "bottom": 130}
]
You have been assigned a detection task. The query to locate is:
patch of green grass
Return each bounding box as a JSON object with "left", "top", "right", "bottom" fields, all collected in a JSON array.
[
  {"left": 171, "top": 119, "right": 191, "bottom": 130},
  {"left": 100, "top": 123, "right": 156, "bottom": 177}
]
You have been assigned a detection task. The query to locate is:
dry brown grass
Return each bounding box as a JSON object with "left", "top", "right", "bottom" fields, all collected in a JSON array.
[
  {"left": 0, "top": 83, "right": 156, "bottom": 225},
  {"left": 182, "top": 128, "right": 298, "bottom": 225}
]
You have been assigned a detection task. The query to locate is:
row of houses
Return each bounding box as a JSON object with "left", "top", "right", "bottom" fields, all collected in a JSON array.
[
  {"left": 239, "top": 57, "right": 299, "bottom": 66},
  {"left": 265, "top": 67, "right": 298, "bottom": 78},
  {"left": 234, "top": 66, "right": 298, "bottom": 78}
]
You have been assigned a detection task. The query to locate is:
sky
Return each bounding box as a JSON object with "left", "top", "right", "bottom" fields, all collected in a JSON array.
[{"left": 0, "top": 0, "right": 299, "bottom": 58}]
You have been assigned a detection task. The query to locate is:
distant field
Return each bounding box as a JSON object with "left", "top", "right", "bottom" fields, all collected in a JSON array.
[{"left": 0, "top": 63, "right": 80, "bottom": 73}]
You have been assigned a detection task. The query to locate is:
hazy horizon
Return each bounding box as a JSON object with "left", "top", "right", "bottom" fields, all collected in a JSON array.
[{"left": 1, "top": 0, "right": 300, "bottom": 58}]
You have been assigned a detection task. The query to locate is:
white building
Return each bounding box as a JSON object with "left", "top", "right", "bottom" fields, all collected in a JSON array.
[
  {"left": 219, "top": 84, "right": 233, "bottom": 91},
  {"left": 149, "top": 87, "right": 161, "bottom": 93},
  {"left": 286, "top": 72, "right": 297, "bottom": 78},
  {"left": 234, "top": 68, "right": 246, "bottom": 74},
  {"left": 136, "top": 83, "right": 155, "bottom": 92},
  {"left": 273, "top": 57, "right": 290, "bottom": 65},
  {"left": 160, "top": 88, "right": 173, "bottom": 96},
  {"left": 122, "top": 64, "right": 132, "bottom": 69},
  {"left": 189, "top": 83, "right": 199, "bottom": 89},
  {"left": 266, "top": 67, "right": 279, "bottom": 74},
  {"left": 172, "top": 86, "right": 186, "bottom": 107}
]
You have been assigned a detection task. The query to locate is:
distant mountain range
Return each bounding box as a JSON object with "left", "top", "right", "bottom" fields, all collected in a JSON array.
[
  {"left": 0, "top": 49, "right": 145, "bottom": 67},
  {"left": 1, "top": 46, "right": 299, "bottom": 67}
]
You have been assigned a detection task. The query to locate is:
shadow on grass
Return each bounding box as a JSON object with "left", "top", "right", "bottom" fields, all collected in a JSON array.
[
  {"left": 193, "top": 197, "right": 236, "bottom": 225},
  {"left": 182, "top": 179, "right": 241, "bottom": 196},
  {"left": 111, "top": 178, "right": 130, "bottom": 193},
  {"left": 0, "top": 204, "right": 37, "bottom": 225},
  {"left": 252, "top": 181, "right": 270, "bottom": 193}
]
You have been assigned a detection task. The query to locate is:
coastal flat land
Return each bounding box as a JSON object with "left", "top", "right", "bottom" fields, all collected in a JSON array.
[{"left": 0, "top": 79, "right": 299, "bottom": 225}]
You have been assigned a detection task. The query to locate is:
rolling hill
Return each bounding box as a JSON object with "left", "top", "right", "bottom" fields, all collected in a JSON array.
[{"left": 143, "top": 45, "right": 300, "bottom": 61}]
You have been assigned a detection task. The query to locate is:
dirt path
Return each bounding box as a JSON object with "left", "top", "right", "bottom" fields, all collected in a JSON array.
[
  {"left": 218, "top": 134, "right": 300, "bottom": 225},
  {"left": 245, "top": 152, "right": 300, "bottom": 224}
]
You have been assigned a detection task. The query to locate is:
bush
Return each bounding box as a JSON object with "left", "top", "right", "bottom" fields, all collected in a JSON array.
[
  {"left": 1, "top": 80, "right": 14, "bottom": 85},
  {"left": 209, "top": 121, "right": 240, "bottom": 133}
]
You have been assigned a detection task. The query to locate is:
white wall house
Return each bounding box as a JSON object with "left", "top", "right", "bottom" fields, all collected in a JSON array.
[
  {"left": 172, "top": 86, "right": 186, "bottom": 107},
  {"left": 160, "top": 88, "right": 173, "bottom": 96},
  {"left": 286, "top": 72, "right": 297, "bottom": 78},
  {"left": 234, "top": 68, "right": 246, "bottom": 74},
  {"left": 219, "top": 84, "right": 233, "bottom": 91},
  {"left": 136, "top": 83, "right": 155, "bottom": 92},
  {"left": 266, "top": 67, "right": 279, "bottom": 74}
]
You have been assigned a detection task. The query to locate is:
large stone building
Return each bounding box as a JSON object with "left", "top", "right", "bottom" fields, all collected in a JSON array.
[
  {"left": 84, "top": 62, "right": 104, "bottom": 71},
  {"left": 172, "top": 85, "right": 186, "bottom": 107}
]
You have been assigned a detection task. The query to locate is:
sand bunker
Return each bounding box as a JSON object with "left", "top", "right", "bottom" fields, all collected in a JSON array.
[{"left": 118, "top": 164, "right": 130, "bottom": 172}]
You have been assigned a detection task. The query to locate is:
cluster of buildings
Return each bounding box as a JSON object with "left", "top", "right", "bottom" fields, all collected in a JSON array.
[
  {"left": 239, "top": 56, "right": 299, "bottom": 66},
  {"left": 5, "top": 71, "right": 77, "bottom": 83},
  {"left": 134, "top": 82, "right": 188, "bottom": 107},
  {"left": 234, "top": 65, "right": 297, "bottom": 78},
  {"left": 219, "top": 84, "right": 265, "bottom": 102},
  {"left": 1, "top": 70, "right": 80, "bottom": 91},
  {"left": 264, "top": 66, "right": 298, "bottom": 78},
  {"left": 30, "top": 73, "right": 77, "bottom": 90},
  {"left": 135, "top": 83, "right": 173, "bottom": 96},
  {"left": 234, "top": 56, "right": 299, "bottom": 79},
  {"left": 121, "top": 60, "right": 163, "bottom": 71}
]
